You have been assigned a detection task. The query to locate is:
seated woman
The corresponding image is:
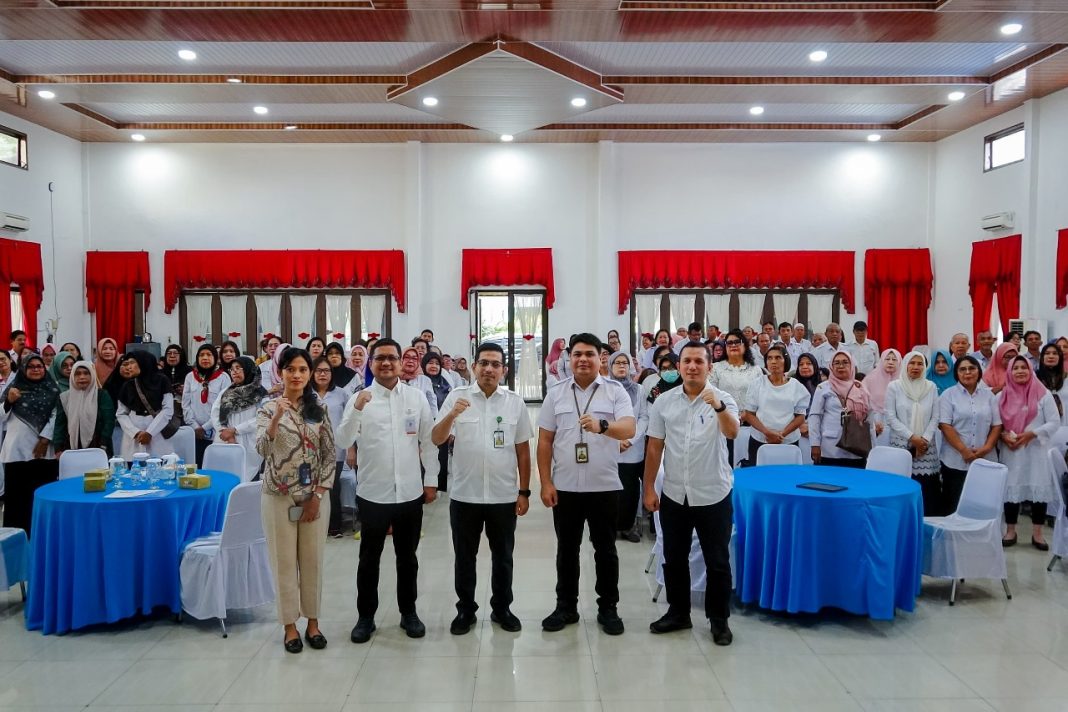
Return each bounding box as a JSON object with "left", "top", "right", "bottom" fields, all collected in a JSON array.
[
  {"left": 211, "top": 356, "right": 268, "bottom": 482},
  {"left": 115, "top": 350, "right": 177, "bottom": 460},
  {"left": 54, "top": 361, "right": 116, "bottom": 456}
]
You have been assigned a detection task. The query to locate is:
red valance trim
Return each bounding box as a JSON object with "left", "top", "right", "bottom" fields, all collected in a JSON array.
[
  {"left": 617, "top": 250, "right": 855, "bottom": 314},
  {"left": 163, "top": 250, "right": 407, "bottom": 314},
  {"left": 863, "top": 248, "right": 933, "bottom": 354},
  {"left": 1056, "top": 229, "right": 1068, "bottom": 310},
  {"left": 460, "top": 248, "right": 555, "bottom": 309},
  {"left": 0, "top": 237, "right": 44, "bottom": 349},
  {"left": 969, "top": 235, "right": 1021, "bottom": 341}
]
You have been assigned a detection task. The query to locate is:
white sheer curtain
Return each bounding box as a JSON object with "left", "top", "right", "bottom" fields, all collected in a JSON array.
[
  {"left": 703, "top": 294, "right": 731, "bottom": 333},
  {"left": 635, "top": 294, "right": 661, "bottom": 336},
  {"left": 807, "top": 293, "right": 835, "bottom": 333},
  {"left": 325, "top": 295, "right": 351, "bottom": 348},
  {"left": 359, "top": 295, "right": 387, "bottom": 340},
  {"left": 219, "top": 295, "right": 247, "bottom": 345},
  {"left": 514, "top": 294, "right": 543, "bottom": 400},
  {"left": 253, "top": 294, "right": 282, "bottom": 341},
  {"left": 668, "top": 294, "right": 695, "bottom": 332},
  {"left": 9, "top": 293, "right": 23, "bottom": 335},
  {"left": 289, "top": 295, "right": 318, "bottom": 344},
  {"left": 737, "top": 293, "right": 766, "bottom": 332},
  {"left": 772, "top": 293, "right": 800, "bottom": 327},
  {"left": 185, "top": 295, "right": 213, "bottom": 355}
]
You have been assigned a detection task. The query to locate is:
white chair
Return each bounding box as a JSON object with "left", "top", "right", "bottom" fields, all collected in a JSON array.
[
  {"left": 866, "top": 445, "right": 913, "bottom": 478},
  {"left": 1046, "top": 448, "right": 1068, "bottom": 572},
  {"left": 58, "top": 447, "right": 109, "bottom": 480},
  {"left": 171, "top": 426, "right": 197, "bottom": 467},
  {"left": 1051, "top": 427, "right": 1068, "bottom": 457},
  {"left": 922, "top": 458, "right": 1011, "bottom": 605},
  {"left": 755, "top": 443, "right": 803, "bottom": 467},
  {"left": 179, "top": 482, "right": 274, "bottom": 636},
  {"left": 0, "top": 527, "right": 28, "bottom": 601},
  {"left": 203, "top": 443, "right": 247, "bottom": 482}
]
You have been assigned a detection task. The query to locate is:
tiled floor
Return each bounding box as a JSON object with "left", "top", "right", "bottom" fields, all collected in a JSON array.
[{"left": 3, "top": 490, "right": 1068, "bottom": 711}]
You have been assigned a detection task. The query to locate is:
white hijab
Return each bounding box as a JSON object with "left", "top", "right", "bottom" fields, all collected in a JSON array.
[
  {"left": 60, "top": 361, "right": 100, "bottom": 449},
  {"left": 897, "top": 350, "right": 935, "bottom": 436}
]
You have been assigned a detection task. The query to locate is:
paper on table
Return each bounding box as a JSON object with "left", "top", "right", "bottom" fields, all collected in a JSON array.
[{"left": 104, "top": 489, "right": 173, "bottom": 499}]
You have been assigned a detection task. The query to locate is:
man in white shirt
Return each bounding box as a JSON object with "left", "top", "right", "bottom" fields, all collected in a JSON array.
[
  {"left": 706, "top": 325, "right": 721, "bottom": 342},
  {"left": 1023, "top": 330, "right": 1043, "bottom": 370},
  {"left": 813, "top": 323, "right": 846, "bottom": 370},
  {"left": 643, "top": 341, "right": 739, "bottom": 646},
  {"left": 419, "top": 329, "right": 435, "bottom": 345},
  {"left": 673, "top": 322, "right": 705, "bottom": 355},
  {"left": 776, "top": 322, "right": 804, "bottom": 366},
  {"left": 536, "top": 333, "right": 635, "bottom": 636},
  {"left": 948, "top": 332, "right": 971, "bottom": 363},
  {"left": 792, "top": 323, "right": 811, "bottom": 352},
  {"left": 441, "top": 354, "right": 465, "bottom": 388},
  {"left": 845, "top": 320, "right": 879, "bottom": 376},
  {"left": 337, "top": 337, "right": 439, "bottom": 644},
  {"left": 751, "top": 332, "right": 772, "bottom": 370},
  {"left": 432, "top": 342, "right": 533, "bottom": 635},
  {"left": 971, "top": 330, "right": 996, "bottom": 370}
]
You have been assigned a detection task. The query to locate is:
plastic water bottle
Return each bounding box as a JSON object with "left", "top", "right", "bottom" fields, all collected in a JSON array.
[{"left": 176, "top": 456, "right": 186, "bottom": 483}]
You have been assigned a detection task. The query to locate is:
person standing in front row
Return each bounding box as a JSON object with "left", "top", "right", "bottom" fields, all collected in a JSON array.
[
  {"left": 432, "top": 342, "right": 533, "bottom": 635},
  {"left": 643, "top": 342, "right": 739, "bottom": 646},
  {"left": 337, "top": 338, "right": 438, "bottom": 644},
  {"left": 537, "top": 333, "right": 635, "bottom": 636}
]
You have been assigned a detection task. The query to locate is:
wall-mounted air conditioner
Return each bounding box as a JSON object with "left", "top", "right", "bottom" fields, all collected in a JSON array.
[
  {"left": 1007, "top": 317, "right": 1047, "bottom": 338},
  {"left": 0, "top": 212, "right": 29, "bottom": 231},
  {"left": 981, "top": 212, "right": 1014, "bottom": 231}
]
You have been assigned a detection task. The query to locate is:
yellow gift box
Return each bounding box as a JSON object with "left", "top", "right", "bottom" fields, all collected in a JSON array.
[
  {"left": 179, "top": 473, "right": 211, "bottom": 489},
  {"left": 83, "top": 470, "right": 109, "bottom": 492}
]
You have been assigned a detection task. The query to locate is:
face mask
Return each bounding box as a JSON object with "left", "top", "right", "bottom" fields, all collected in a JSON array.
[{"left": 661, "top": 370, "right": 679, "bottom": 384}]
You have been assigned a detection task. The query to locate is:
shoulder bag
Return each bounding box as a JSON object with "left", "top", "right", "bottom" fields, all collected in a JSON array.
[
  {"left": 134, "top": 379, "right": 182, "bottom": 439},
  {"left": 835, "top": 384, "right": 873, "bottom": 458}
]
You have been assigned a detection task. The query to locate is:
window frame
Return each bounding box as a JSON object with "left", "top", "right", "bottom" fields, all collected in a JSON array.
[
  {"left": 0, "top": 124, "right": 28, "bottom": 170},
  {"left": 983, "top": 122, "right": 1025, "bottom": 173}
]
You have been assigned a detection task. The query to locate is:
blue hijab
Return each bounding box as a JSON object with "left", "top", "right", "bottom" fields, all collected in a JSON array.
[{"left": 926, "top": 349, "right": 956, "bottom": 394}]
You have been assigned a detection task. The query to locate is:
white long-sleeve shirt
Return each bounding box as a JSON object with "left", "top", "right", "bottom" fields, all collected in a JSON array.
[
  {"left": 884, "top": 381, "right": 939, "bottom": 444},
  {"left": 116, "top": 393, "right": 176, "bottom": 459},
  {"left": 182, "top": 371, "right": 231, "bottom": 434},
  {"left": 0, "top": 403, "right": 56, "bottom": 463},
  {"left": 210, "top": 392, "right": 266, "bottom": 481}
]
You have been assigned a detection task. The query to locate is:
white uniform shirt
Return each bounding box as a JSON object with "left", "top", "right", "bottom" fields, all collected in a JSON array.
[
  {"left": 318, "top": 387, "right": 349, "bottom": 462},
  {"left": 647, "top": 384, "right": 737, "bottom": 507},
  {"left": 436, "top": 384, "right": 533, "bottom": 504},
  {"left": 971, "top": 350, "right": 993, "bottom": 371},
  {"left": 937, "top": 384, "right": 1002, "bottom": 471},
  {"left": 744, "top": 376, "right": 810, "bottom": 444},
  {"left": 402, "top": 374, "right": 439, "bottom": 417},
  {"left": 1024, "top": 351, "right": 1041, "bottom": 371},
  {"left": 846, "top": 339, "right": 880, "bottom": 375},
  {"left": 808, "top": 382, "right": 878, "bottom": 460},
  {"left": 0, "top": 403, "right": 56, "bottom": 463},
  {"left": 336, "top": 380, "right": 437, "bottom": 504},
  {"left": 619, "top": 391, "right": 648, "bottom": 464},
  {"left": 182, "top": 371, "right": 232, "bottom": 434},
  {"left": 536, "top": 375, "right": 634, "bottom": 492},
  {"left": 116, "top": 394, "right": 177, "bottom": 460},
  {"left": 813, "top": 342, "right": 847, "bottom": 370}
]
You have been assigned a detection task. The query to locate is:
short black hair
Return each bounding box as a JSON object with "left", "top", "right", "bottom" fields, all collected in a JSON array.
[
  {"left": 569, "top": 333, "right": 602, "bottom": 351},
  {"left": 1023, "top": 330, "right": 1042, "bottom": 341},
  {"left": 778, "top": 321, "right": 791, "bottom": 330},
  {"left": 411, "top": 337, "right": 429, "bottom": 348},
  {"left": 369, "top": 337, "right": 402, "bottom": 361},
  {"left": 420, "top": 328, "right": 434, "bottom": 337},
  {"left": 10, "top": 330, "right": 25, "bottom": 340},
  {"left": 474, "top": 341, "right": 505, "bottom": 365},
  {"left": 687, "top": 321, "right": 702, "bottom": 332},
  {"left": 678, "top": 341, "right": 708, "bottom": 362},
  {"left": 762, "top": 321, "right": 775, "bottom": 329},
  {"left": 953, "top": 354, "right": 983, "bottom": 382}
]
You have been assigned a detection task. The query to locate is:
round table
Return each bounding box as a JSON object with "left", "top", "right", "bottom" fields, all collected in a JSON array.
[
  {"left": 25, "top": 471, "right": 238, "bottom": 635},
  {"left": 732, "top": 465, "right": 923, "bottom": 620}
]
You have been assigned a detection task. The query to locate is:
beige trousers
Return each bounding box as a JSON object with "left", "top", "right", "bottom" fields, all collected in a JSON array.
[{"left": 261, "top": 492, "right": 330, "bottom": 625}]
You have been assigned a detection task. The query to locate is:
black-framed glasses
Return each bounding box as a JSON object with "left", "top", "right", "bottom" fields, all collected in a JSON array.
[
  {"left": 724, "top": 340, "right": 743, "bottom": 346},
  {"left": 476, "top": 360, "right": 503, "bottom": 369},
  {"left": 314, "top": 368, "right": 332, "bottom": 375}
]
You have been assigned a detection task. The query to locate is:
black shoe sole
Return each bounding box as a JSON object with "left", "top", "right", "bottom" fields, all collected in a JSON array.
[
  {"left": 450, "top": 618, "right": 476, "bottom": 635},
  {"left": 649, "top": 620, "right": 693, "bottom": 634}
]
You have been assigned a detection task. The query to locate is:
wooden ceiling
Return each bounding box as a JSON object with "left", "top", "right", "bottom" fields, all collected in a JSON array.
[{"left": 1, "top": 0, "right": 1067, "bottom": 143}]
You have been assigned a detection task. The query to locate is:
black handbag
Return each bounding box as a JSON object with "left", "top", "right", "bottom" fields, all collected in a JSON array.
[
  {"left": 134, "top": 379, "right": 182, "bottom": 439},
  {"left": 835, "top": 385, "right": 873, "bottom": 458}
]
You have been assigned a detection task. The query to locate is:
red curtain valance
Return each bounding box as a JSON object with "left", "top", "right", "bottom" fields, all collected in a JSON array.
[
  {"left": 0, "top": 237, "right": 44, "bottom": 349},
  {"left": 1056, "top": 229, "right": 1068, "bottom": 309},
  {"left": 163, "top": 250, "right": 407, "bottom": 313},
  {"left": 617, "top": 250, "right": 855, "bottom": 314},
  {"left": 86, "top": 251, "right": 152, "bottom": 349},
  {"left": 460, "top": 248, "right": 555, "bottom": 309},
  {"left": 969, "top": 235, "right": 1021, "bottom": 341},
  {"left": 864, "top": 249, "right": 933, "bottom": 354}
]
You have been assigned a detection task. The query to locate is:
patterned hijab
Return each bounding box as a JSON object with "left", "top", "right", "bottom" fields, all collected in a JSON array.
[
  {"left": 219, "top": 356, "right": 266, "bottom": 427},
  {"left": 3, "top": 354, "right": 60, "bottom": 433}
]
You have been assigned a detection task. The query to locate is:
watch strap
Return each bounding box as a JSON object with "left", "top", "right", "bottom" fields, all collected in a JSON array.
[{"left": 518, "top": 489, "right": 532, "bottom": 497}]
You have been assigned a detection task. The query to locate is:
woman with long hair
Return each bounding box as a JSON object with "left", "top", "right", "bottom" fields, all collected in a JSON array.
[
  {"left": 1037, "top": 342, "right": 1068, "bottom": 425},
  {"left": 212, "top": 356, "right": 268, "bottom": 482}
]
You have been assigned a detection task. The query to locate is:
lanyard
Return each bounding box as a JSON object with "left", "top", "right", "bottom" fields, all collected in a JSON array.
[{"left": 571, "top": 383, "right": 600, "bottom": 443}]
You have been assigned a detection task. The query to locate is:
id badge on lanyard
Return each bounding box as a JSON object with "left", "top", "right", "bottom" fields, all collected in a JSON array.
[
  {"left": 572, "top": 383, "right": 599, "bottom": 464},
  {"left": 404, "top": 408, "right": 418, "bottom": 435},
  {"left": 493, "top": 416, "right": 506, "bottom": 449}
]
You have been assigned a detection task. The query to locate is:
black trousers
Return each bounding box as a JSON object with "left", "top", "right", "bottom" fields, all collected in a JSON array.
[
  {"left": 1005, "top": 501, "right": 1048, "bottom": 525},
  {"left": 552, "top": 490, "right": 620, "bottom": 611},
  {"left": 2, "top": 459, "right": 59, "bottom": 536},
  {"left": 450, "top": 499, "right": 517, "bottom": 616},
  {"left": 328, "top": 461, "right": 344, "bottom": 533},
  {"left": 616, "top": 461, "right": 644, "bottom": 531},
  {"left": 941, "top": 463, "right": 969, "bottom": 516},
  {"left": 355, "top": 495, "right": 423, "bottom": 618},
  {"left": 194, "top": 435, "right": 211, "bottom": 468},
  {"left": 726, "top": 438, "right": 735, "bottom": 467},
  {"left": 436, "top": 443, "right": 450, "bottom": 492},
  {"left": 913, "top": 474, "right": 943, "bottom": 517},
  {"left": 660, "top": 492, "right": 733, "bottom": 622}
]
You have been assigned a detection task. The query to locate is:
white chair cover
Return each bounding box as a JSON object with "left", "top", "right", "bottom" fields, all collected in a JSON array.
[
  {"left": 0, "top": 527, "right": 28, "bottom": 590},
  {"left": 58, "top": 448, "right": 108, "bottom": 480},
  {"left": 923, "top": 459, "right": 1008, "bottom": 579},
  {"left": 734, "top": 426, "right": 751, "bottom": 468},
  {"left": 179, "top": 482, "right": 274, "bottom": 621},
  {"left": 756, "top": 443, "right": 803, "bottom": 466},
  {"left": 203, "top": 443, "right": 248, "bottom": 482},
  {"left": 1046, "top": 448, "right": 1068, "bottom": 564},
  {"left": 171, "top": 426, "right": 197, "bottom": 466},
  {"left": 866, "top": 445, "right": 913, "bottom": 478}
]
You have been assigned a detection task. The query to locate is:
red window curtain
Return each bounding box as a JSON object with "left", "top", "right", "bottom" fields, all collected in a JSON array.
[
  {"left": 460, "top": 248, "right": 555, "bottom": 309},
  {"left": 1056, "top": 229, "right": 1068, "bottom": 309},
  {"left": 163, "top": 250, "right": 407, "bottom": 313},
  {"left": 969, "top": 235, "right": 1021, "bottom": 341},
  {"left": 85, "top": 251, "right": 152, "bottom": 349},
  {"left": 616, "top": 250, "right": 855, "bottom": 314},
  {"left": 864, "top": 249, "right": 933, "bottom": 354},
  {"left": 0, "top": 237, "right": 44, "bottom": 349}
]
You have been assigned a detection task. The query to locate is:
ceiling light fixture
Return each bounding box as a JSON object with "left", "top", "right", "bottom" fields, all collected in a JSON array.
[
  {"left": 867, "top": 134, "right": 882, "bottom": 142},
  {"left": 500, "top": 134, "right": 514, "bottom": 142},
  {"left": 284, "top": 125, "right": 297, "bottom": 130},
  {"left": 749, "top": 106, "right": 765, "bottom": 116},
  {"left": 808, "top": 50, "right": 828, "bottom": 63},
  {"left": 947, "top": 91, "right": 966, "bottom": 101},
  {"left": 253, "top": 106, "right": 269, "bottom": 115},
  {"left": 1000, "top": 22, "right": 1023, "bottom": 35},
  {"left": 226, "top": 77, "right": 242, "bottom": 84},
  {"left": 131, "top": 134, "right": 146, "bottom": 142},
  {"left": 571, "top": 97, "right": 587, "bottom": 108},
  {"left": 177, "top": 49, "right": 197, "bottom": 61},
  {"left": 422, "top": 96, "right": 439, "bottom": 107},
  {"left": 37, "top": 90, "right": 56, "bottom": 99}
]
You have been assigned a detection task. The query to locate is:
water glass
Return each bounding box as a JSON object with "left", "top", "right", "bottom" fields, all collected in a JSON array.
[{"left": 147, "top": 458, "right": 163, "bottom": 490}]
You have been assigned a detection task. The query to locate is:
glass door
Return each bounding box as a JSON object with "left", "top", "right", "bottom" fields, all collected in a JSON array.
[{"left": 470, "top": 289, "right": 547, "bottom": 402}]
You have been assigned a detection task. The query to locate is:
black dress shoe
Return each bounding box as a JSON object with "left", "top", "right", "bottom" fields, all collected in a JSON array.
[
  {"left": 597, "top": 609, "right": 625, "bottom": 636},
  {"left": 491, "top": 610, "right": 522, "bottom": 632},
  {"left": 304, "top": 631, "right": 328, "bottom": 650},
  {"left": 450, "top": 612, "right": 477, "bottom": 635},
  {"left": 710, "top": 618, "right": 733, "bottom": 646},
  {"left": 1033, "top": 539, "right": 1050, "bottom": 551},
  {"left": 400, "top": 612, "right": 426, "bottom": 638},
  {"left": 284, "top": 633, "right": 303, "bottom": 654},
  {"left": 350, "top": 617, "right": 376, "bottom": 644},
  {"left": 649, "top": 612, "right": 693, "bottom": 634},
  {"left": 1002, "top": 534, "right": 1018, "bottom": 547},
  {"left": 541, "top": 607, "right": 580, "bottom": 632}
]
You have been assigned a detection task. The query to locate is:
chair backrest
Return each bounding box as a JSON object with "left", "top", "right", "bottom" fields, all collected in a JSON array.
[
  {"left": 756, "top": 443, "right": 803, "bottom": 467},
  {"left": 170, "top": 426, "right": 196, "bottom": 465},
  {"left": 58, "top": 448, "right": 108, "bottom": 480},
  {"left": 865, "top": 445, "right": 913, "bottom": 478},
  {"left": 1047, "top": 447, "right": 1068, "bottom": 515},
  {"left": 203, "top": 443, "right": 247, "bottom": 481},
  {"left": 956, "top": 458, "right": 1008, "bottom": 521},
  {"left": 219, "top": 481, "right": 266, "bottom": 547},
  {"left": 1052, "top": 427, "right": 1068, "bottom": 457}
]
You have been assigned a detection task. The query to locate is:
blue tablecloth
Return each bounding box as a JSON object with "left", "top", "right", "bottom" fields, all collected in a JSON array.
[
  {"left": 26, "top": 472, "right": 238, "bottom": 635},
  {"left": 733, "top": 465, "right": 923, "bottom": 620}
]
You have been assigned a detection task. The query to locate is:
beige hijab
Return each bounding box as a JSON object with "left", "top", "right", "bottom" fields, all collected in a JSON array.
[{"left": 61, "top": 361, "right": 100, "bottom": 449}]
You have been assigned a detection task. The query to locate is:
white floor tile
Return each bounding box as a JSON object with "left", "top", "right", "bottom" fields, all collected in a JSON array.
[
  {"left": 350, "top": 656, "right": 476, "bottom": 703},
  {"left": 0, "top": 660, "right": 133, "bottom": 706},
  {"left": 473, "top": 655, "right": 598, "bottom": 702},
  {"left": 823, "top": 653, "right": 975, "bottom": 699},
  {"left": 91, "top": 658, "right": 250, "bottom": 706}
]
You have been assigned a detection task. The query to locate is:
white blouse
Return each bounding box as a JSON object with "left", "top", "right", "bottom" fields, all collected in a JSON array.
[
  {"left": 709, "top": 362, "right": 763, "bottom": 417},
  {"left": 997, "top": 391, "right": 1060, "bottom": 503},
  {"left": 116, "top": 393, "right": 177, "bottom": 460},
  {"left": 182, "top": 371, "right": 232, "bottom": 435},
  {"left": 884, "top": 380, "right": 939, "bottom": 443},
  {"left": 808, "top": 381, "right": 878, "bottom": 460},
  {"left": 744, "top": 376, "right": 810, "bottom": 444},
  {"left": 0, "top": 404, "right": 56, "bottom": 463}
]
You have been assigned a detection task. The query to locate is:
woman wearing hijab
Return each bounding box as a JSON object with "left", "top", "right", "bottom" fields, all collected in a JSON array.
[
  {"left": 311, "top": 356, "right": 350, "bottom": 537},
  {"left": 982, "top": 342, "right": 1019, "bottom": 395},
  {"left": 938, "top": 355, "right": 1002, "bottom": 515},
  {"left": 546, "top": 338, "right": 566, "bottom": 384},
  {"left": 454, "top": 357, "right": 472, "bottom": 386},
  {"left": 348, "top": 344, "right": 369, "bottom": 385},
  {"left": 862, "top": 348, "right": 901, "bottom": 444},
  {"left": 399, "top": 347, "right": 437, "bottom": 416},
  {"left": 94, "top": 337, "right": 120, "bottom": 387},
  {"left": 610, "top": 350, "right": 646, "bottom": 543},
  {"left": 212, "top": 356, "right": 267, "bottom": 483},
  {"left": 925, "top": 350, "right": 956, "bottom": 395},
  {"left": 48, "top": 350, "right": 77, "bottom": 392},
  {"left": 40, "top": 344, "right": 57, "bottom": 369},
  {"left": 54, "top": 361, "right": 116, "bottom": 456},
  {"left": 885, "top": 351, "right": 941, "bottom": 512},
  {"left": 998, "top": 355, "right": 1059, "bottom": 549},
  {"left": 262, "top": 342, "right": 292, "bottom": 397},
  {"left": 324, "top": 342, "right": 358, "bottom": 394},
  {"left": 183, "top": 344, "right": 231, "bottom": 467},
  {"left": 103, "top": 353, "right": 137, "bottom": 407},
  {"left": 1055, "top": 337, "right": 1068, "bottom": 372},
  {"left": 422, "top": 352, "right": 452, "bottom": 491},
  {"left": 115, "top": 350, "right": 177, "bottom": 460},
  {"left": 809, "top": 351, "right": 875, "bottom": 468},
  {"left": 161, "top": 344, "right": 192, "bottom": 422},
  {"left": 1036, "top": 342, "right": 1068, "bottom": 426},
  {"left": 647, "top": 352, "right": 683, "bottom": 404},
  {"left": 1, "top": 354, "right": 60, "bottom": 533}
]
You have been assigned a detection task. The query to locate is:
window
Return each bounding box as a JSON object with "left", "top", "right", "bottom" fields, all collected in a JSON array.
[
  {"left": 984, "top": 123, "right": 1025, "bottom": 172},
  {"left": 9, "top": 288, "right": 23, "bottom": 332},
  {"left": 469, "top": 289, "right": 548, "bottom": 402},
  {"left": 0, "top": 125, "right": 28, "bottom": 170}
]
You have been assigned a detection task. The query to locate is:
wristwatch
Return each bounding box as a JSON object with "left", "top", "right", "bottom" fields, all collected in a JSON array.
[
  {"left": 713, "top": 403, "right": 727, "bottom": 413},
  {"left": 518, "top": 489, "right": 532, "bottom": 498},
  {"left": 599, "top": 419, "right": 609, "bottom": 434}
]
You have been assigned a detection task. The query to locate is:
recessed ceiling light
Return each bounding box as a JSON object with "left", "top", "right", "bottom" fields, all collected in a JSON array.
[
  {"left": 749, "top": 106, "right": 765, "bottom": 116},
  {"left": 37, "top": 90, "right": 56, "bottom": 99},
  {"left": 253, "top": 106, "right": 269, "bottom": 115},
  {"left": 284, "top": 125, "right": 297, "bottom": 130},
  {"left": 131, "top": 134, "right": 146, "bottom": 142},
  {"left": 867, "top": 134, "right": 882, "bottom": 142},
  {"left": 422, "top": 96, "right": 439, "bottom": 107},
  {"left": 1000, "top": 22, "right": 1023, "bottom": 35},
  {"left": 571, "top": 97, "right": 587, "bottom": 108},
  {"left": 500, "top": 134, "right": 514, "bottom": 142},
  {"left": 177, "top": 49, "right": 197, "bottom": 61},
  {"left": 808, "top": 50, "right": 828, "bottom": 63},
  {"left": 947, "top": 91, "right": 966, "bottom": 101},
  {"left": 226, "top": 77, "right": 242, "bottom": 84}
]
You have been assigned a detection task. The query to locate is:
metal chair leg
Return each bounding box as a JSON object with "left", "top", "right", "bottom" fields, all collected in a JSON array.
[
  {"left": 219, "top": 618, "right": 228, "bottom": 638},
  {"left": 652, "top": 583, "right": 663, "bottom": 602},
  {"left": 1049, "top": 555, "right": 1062, "bottom": 572},
  {"left": 644, "top": 551, "right": 656, "bottom": 574},
  {"left": 949, "top": 579, "right": 957, "bottom": 606},
  {"left": 1001, "top": 578, "right": 1012, "bottom": 600},
  {"left": 19, "top": 581, "right": 26, "bottom": 601}
]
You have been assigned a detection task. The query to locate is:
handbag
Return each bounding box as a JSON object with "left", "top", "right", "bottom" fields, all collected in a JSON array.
[
  {"left": 134, "top": 379, "right": 183, "bottom": 439},
  {"left": 835, "top": 385, "right": 873, "bottom": 458}
]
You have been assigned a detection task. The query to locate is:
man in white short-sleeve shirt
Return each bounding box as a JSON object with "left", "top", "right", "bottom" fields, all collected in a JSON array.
[
  {"left": 536, "top": 333, "right": 635, "bottom": 636},
  {"left": 432, "top": 342, "right": 532, "bottom": 636}
]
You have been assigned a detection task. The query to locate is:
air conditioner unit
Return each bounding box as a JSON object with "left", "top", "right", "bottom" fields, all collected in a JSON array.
[
  {"left": 1007, "top": 317, "right": 1047, "bottom": 338},
  {"left": 980, "top": 211, "right": 1014, "bottom": 231},
  {"left": 0, "top": 212, "right": 29, "bottom": 231}
]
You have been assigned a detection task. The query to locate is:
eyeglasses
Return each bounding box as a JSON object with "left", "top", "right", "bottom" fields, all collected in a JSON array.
[
  {"left": 25, "top": 363, "right": 45, "bottom": 369},
  {"left": 476, "top": 360, "right": 503, "bottom": 369},
  {"left": 314, "top": 368, "right": 332, "bottom": 375},
  {"left": 724, "top": 340, "right": 743, "bottom": 346},
  {"left": 372, "top": 355, "right": 399, "bottom": 363}
]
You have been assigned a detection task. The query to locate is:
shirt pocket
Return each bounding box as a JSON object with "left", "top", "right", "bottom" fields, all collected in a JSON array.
[
  {"left": 554, "top": 400, "right": 577, "bottom": 432},
  {"left": 498, "top": 415, "right": 519, "bottom": 445}
]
